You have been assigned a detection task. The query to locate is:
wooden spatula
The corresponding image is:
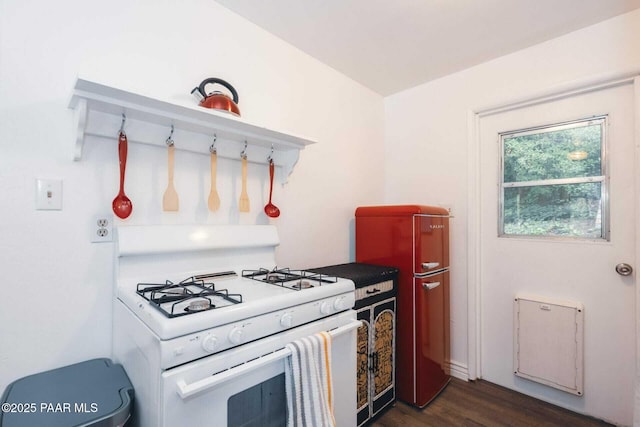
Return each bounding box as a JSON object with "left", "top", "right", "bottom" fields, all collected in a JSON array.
[
  {"left": 208, "top": 148, "right": 220, "bottom": 212},
  {"left": 238, "top": 155, "right": 250, "bottom": 212},
  {"left": 162, "top": 143, "right": 179, "bottom": 211}
]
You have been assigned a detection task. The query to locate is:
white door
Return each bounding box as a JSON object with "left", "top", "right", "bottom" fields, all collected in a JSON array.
[{"left": 478, "top": 82, "right": 636, "bottom": 425}]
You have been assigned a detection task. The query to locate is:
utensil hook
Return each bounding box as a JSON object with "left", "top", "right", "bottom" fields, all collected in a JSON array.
[
  {"left": 241, "top": 140, "right": 247, "bottom": 159},
  {"left": 119, "top": 114, "right": 126, "bottom": 135},
  {"left": 165, "top": 125, "right": 175, "bottom": 146},
  {"left": 209, "top": 134, "right": 217, "bottom": 154},
  {"left": 268, "top": 144, "right": 274, "bottom": 162}
]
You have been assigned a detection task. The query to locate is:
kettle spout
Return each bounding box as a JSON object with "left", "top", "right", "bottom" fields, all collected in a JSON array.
[{"left": 190, "top": 87, "right": 205, "bottom": 102}]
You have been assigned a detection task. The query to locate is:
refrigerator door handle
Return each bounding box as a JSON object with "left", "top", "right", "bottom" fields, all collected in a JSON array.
[
  {"left": 421, "top": 262, "right": 440, "bottom": 270},
  {"left": 422, "top": 281, "right": 441, "bottom": 291}
]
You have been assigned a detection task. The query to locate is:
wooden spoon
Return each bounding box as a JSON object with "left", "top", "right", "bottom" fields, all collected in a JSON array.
[
  {"left": 112, "top": 131, "right": 133, "bottom": 219},
  {"left": 162, "top": 143, "right": 179, "bottom": 211},
  {"left": 264, "top": 159, "right": 280, "bottom": 218},
  {"left": 207, "top": 149, "right": 220, "bottom": 211},
  {"left": 238, "top": 155, "right": 250, "bottom": 212}
]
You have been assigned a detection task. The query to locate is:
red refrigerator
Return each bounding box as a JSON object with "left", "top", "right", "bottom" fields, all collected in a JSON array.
[{"left": 355, "top": 205, "right": 450, "bottom": 407}]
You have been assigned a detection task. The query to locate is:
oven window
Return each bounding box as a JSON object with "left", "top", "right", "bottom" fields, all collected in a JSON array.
[{"left": 228, "top": 373, "right": 286, "bottom": 427}]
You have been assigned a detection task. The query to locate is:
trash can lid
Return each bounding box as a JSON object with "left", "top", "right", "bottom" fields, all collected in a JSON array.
[{"left": 0, "top": 358, "right": 133, "bottom": 427}]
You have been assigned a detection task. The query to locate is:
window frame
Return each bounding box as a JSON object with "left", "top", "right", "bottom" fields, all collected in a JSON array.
[{"left": 498, "top": 115, "right": 609, "bottom": 241}]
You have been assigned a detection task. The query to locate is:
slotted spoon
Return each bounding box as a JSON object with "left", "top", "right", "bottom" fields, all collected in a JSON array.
[
  {"left": 264, "top": 159, "right": 280, "bottom": 218},
  {"left": 112, "top": 131, "right": 133, "bottom": 219}
]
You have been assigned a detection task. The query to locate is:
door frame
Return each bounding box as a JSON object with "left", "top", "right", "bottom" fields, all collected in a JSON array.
[{"left": 466, "top": 70, "right": 640, "bottom": 389}]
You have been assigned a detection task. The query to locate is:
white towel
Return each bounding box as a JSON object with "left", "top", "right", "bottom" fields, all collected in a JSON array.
[{"left": 285, "top": 331, "right": 336, "bottom": 427}]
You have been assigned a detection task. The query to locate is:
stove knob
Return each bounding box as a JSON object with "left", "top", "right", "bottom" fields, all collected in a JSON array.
[
  {"left": 320, "top": 301, "right": 332, "bottom": 315},
  {"left": 280, "top": 313, "right": 293, "bottom": 328},
  {"left": 333, "top": 296, "right": 347, "bottom": 311},
  {"left": 201, "top": 335, "right": 219, "bottom": 353},
  {"left": 228, "top": 327, "right": 244, "bottom": 345}
]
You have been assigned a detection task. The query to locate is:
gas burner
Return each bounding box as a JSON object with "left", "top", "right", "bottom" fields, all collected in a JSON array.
[
  {"left": 185, "top": 300, "right": 212, "bottom": 312},
  {"left": 136, "top": 275, "right": 242, "bottom": 318},
  {"left": 266, "top": 273, "right": 289, "bottom": 283},
  {"left": 292, "top": 280, "right": 314, "bottom": 290}
]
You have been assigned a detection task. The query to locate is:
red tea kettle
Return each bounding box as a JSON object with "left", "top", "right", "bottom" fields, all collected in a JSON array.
[{"left": 191, "top": 78, "right": 240, "bottom": 116}]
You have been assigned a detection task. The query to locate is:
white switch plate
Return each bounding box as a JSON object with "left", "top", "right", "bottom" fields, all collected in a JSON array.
[{"left": 36, "top": 179, "right": 62, "bottom": 210}]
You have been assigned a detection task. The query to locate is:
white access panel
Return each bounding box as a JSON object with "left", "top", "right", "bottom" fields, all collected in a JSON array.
[{"left": 513, "top": 294, "right": 584, "bottom": 396}]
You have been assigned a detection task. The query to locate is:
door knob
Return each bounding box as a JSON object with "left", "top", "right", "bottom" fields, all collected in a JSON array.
[{"left": 615, "top": 263, "right": 633, "bottom": 276}]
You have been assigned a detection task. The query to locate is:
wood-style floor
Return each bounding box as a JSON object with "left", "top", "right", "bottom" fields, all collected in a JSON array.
[{"left": 370, "top": 378, "right": 612, "bottom": 426}]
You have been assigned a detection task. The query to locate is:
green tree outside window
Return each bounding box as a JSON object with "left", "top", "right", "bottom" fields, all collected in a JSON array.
[{"left": 500, "top": 117, "right": 607, "bottom": 239}]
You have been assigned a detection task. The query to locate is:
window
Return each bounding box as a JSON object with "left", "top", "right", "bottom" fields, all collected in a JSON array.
[{"left": 499, "top": 116, "right": 608, "bottom": 240}]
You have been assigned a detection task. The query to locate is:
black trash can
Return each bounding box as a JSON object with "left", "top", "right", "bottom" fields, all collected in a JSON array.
[{"left": 0, "top": 358, "right": 133, "bottom": 427}]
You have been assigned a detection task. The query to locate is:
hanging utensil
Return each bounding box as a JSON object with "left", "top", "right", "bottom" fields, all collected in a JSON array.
[
  {"left": 208, "top": 139, "right": 220, "bottom": 212},
  {"left": 162, "top": 127, "right": 179, "bottom": 211},
  {"left": 264, "top": 159, "right": 280, "bottom": 218},
  {"left": 112, "top": 116, "right": 133, "bottom": 219},
  {"left": 238, "top": 143, "right": 250, "bottom": 212}
]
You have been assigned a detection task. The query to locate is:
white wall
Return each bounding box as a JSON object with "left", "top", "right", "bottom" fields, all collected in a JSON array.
[
  {"left": 384, "top": 8, "right": 640, "bottom": 424},
  {"left": 0, "top": 0, "right": 384, "bottom": 390}
]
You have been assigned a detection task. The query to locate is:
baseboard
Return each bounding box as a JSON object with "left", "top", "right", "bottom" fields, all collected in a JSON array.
[{"left": 445, "top": 360, "right": 469, "bottom": 381}]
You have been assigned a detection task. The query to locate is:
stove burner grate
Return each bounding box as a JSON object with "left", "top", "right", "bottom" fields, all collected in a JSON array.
[
  {"left": 136, "top": 276, "right": 242, "bottom": 318},
  {"left": 242, "top": 268, "right": 338, "bottom": 289}
]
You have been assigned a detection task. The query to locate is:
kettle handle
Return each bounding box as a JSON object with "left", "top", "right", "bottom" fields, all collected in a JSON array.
[{"left": 198, "top": 78, "right": 239, "bottom": 104}]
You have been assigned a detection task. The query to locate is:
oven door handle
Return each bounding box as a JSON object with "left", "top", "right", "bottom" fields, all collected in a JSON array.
[
  {"left": 176, "top": 350, "right": 288, "bottom": 399},
  {"left": 175, "top": 319, "right": 362, "bottom": 399}
]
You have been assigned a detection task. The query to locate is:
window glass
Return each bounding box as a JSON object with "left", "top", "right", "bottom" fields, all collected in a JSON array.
[
  {"left": 503, "top": 124, "right": 602, "bottom": 182},
  {"left": 503, "top": 183, "right": 602, "bottom": 238},
  {"left": 500, "top": 117, "right": 607, "bottom": 239}
]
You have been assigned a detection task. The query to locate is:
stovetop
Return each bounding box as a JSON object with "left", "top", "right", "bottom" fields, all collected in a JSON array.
[
  {"left": 118, "top": 267, "right": 354, "bottom": 340},
  {"left": 134, "top": 268, "right": 340, "bottom": 319},
  {"left": 115, "top": 225, "right": 355, "bottom": 341}
]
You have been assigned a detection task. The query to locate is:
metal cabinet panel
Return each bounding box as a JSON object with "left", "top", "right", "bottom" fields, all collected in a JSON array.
[{"left": 357, "top": 297, "right": 396, "bottom": 426}]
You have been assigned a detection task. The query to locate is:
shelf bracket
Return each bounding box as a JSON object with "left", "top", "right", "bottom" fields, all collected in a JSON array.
[{"left": 72, "top": 98, "right": 88, "bottom": 161}]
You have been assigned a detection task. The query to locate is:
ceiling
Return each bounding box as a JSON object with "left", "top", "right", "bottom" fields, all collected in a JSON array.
[{"left": 214, "top": 0, "right": 640, "bottom": 96}]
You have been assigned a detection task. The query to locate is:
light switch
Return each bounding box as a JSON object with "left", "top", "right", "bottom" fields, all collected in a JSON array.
[{"left": 36, "top": 179, "right": 62, "bottom": 210}]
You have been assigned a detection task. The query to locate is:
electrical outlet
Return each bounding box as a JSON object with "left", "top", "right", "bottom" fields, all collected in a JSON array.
[{"left": 92, "top": 215, "right": 113, "bottom": 243}]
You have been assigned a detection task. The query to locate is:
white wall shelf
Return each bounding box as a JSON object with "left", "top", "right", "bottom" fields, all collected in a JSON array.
[{"left": 68, "top": 78, "right": 317, "bottom": 183}]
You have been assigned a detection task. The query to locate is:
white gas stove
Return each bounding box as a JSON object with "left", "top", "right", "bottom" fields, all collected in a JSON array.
[{"left": 112, "top": 224, "right": 358, "bottom": 427}]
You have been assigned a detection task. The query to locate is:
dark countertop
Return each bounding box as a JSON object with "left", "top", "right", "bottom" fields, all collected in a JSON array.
[{"left": 308, "top": 262, "right": 398, "bottom": 288}]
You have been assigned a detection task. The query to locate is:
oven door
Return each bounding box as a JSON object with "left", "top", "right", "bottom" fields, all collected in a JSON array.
[{"left": 160, "top": 310, "right": 359, "bottom": 427}]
